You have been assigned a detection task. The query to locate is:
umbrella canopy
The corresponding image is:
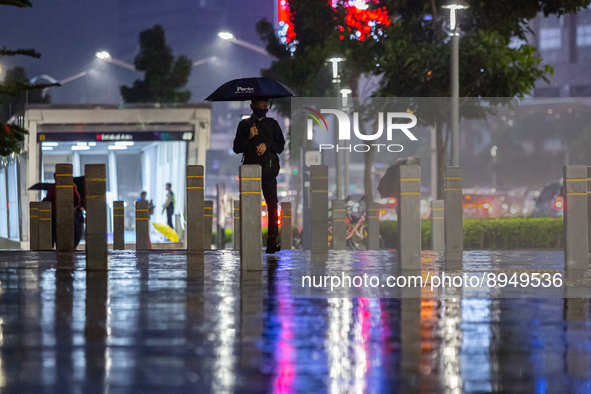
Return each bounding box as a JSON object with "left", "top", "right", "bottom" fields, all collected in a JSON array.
[
  {"left": 205, "top": 77, "right": 296, "bottom": 102},
  {"left": 153, "top": 223, "right": 179, "bottom": 243},
  {"left": 378, "top": 157, "right": 421, "bottom": 198},
  {"left": 28, "top": 182, "right": 51, "bottom": 191}
]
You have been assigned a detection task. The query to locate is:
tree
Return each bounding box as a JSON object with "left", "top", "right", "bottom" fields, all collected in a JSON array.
[
  {"left": 120, "top": 25, "right": 192, "bottom": 103},
  {"left": 257, "top": 0, "right": 591, "bottom": 200},
  {"left": 0, "top": 0, "right": 56, "bottom": 157},
  {"left": 0, "top": 66, "right": 50, "bottom": 121}
]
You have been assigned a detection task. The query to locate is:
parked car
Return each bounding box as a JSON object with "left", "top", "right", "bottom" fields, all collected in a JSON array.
[{"left": 530, "top": 181, "right": 563, "bottom": 217}]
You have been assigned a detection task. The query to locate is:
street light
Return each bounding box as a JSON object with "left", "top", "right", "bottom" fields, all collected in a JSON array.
[
  {"left": 217, "top": 31, "right": 270, "bottom": 57},
  {"left": 30, "top": 72, "right": 90, "bottom": 98},
  {"left": 95, "top": 51, "right": 138, "bottom": 72},
  {"left": 192, "top": 56, "right": 217, "bottom": 68},
  {"left": 327, "top": 56, "right": 346, "bottom": 199},
  {"left": 442, "top": 0, "right": 469, "bottom": 167}
]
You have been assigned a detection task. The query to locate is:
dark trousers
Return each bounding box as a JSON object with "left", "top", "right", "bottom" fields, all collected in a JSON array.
[
  {"left": 166, "top": 205, "right": 174, "bottom": 229},
  {"left": 262, "top": 174, "right": 278, "bottom": 238}
]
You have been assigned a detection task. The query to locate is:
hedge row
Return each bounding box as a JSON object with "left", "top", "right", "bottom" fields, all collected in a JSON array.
[{"left": 380, "top": 217, "right": 564, "bottom": 250}]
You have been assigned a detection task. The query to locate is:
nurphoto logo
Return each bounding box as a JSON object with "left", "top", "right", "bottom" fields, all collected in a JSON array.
[{"left": 303, "top": 107, "right": 418, "bottom": 153}]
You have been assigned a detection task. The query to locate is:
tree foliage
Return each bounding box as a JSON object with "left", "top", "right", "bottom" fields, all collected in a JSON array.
[
  {"left": 120, "top": 25, "right": 192, "bottom": 103},
  {"left": 257, "top": 0, "right": 591, "bottom": 199},
  {"left": 0, "top": 0, "right": 56, "bottom": 157}
]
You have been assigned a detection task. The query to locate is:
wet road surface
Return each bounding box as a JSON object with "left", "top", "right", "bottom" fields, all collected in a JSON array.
[{"left": 0, "top": 250, "right": 590, "bottom": 393}]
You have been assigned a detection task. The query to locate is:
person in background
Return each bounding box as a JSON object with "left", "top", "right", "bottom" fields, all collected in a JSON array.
[
  {"left": 43, "top": 173, "right": 81, "bottom": 248},
  {"left": 162, "top": 183, "right": 175, "bottom": 229},
  {"left": 137, "top": 191, "right": 154, "bottom": 219}
]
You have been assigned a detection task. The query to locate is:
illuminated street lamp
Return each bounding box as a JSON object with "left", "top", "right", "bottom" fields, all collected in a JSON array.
[
  {"left": 442, "top": 0, "right": 470, "bottom": 167},
  {"left": 95, "top": 51, "right": 138, "bottom": 72},
  {"left": 217, "top": 31, "right": 270, "bottom": 56}
]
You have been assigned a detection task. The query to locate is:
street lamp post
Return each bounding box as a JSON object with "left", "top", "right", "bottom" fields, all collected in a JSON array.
[
  {"left": 30, "top": 72, "right": 90, "bottom": 99},
  {"left": 328, "top": 56, "right": 345, "bottom": 199},
  {"left": 95, "top": 51, "right": 138, "bottom": 72},
  {"left": 217, "top": 31, "right": 270, "bottom": 57},
  {"left": 341, "top": 88, "right": 352, "bottom": 199},
  {"left": 442, "top": 0, "right": 469, "bottom": 167}
]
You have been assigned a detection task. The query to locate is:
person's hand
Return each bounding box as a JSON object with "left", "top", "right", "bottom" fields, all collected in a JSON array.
[
  {"left": 256, "top": 143, "right": 266, "bottom": 155},
  {"left": 249, "top": 126, "right": 258, "bottom": 139}
]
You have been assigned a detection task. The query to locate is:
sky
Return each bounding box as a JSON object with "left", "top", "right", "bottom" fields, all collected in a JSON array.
[{"left": 0, "top": 0, "right": 275, "bottom": 104}]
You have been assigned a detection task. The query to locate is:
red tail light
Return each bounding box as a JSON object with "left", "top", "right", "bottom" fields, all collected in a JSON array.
[{"left": 554, "top": 198, "right": 563, "bottom": 209}]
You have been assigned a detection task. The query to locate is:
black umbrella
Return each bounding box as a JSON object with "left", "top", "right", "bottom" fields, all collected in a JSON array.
[
  {"left": 205, "top": 77, "right": 296, "bottom": 102},
  {"left": 378, "top": 157, "right": 421, "bottom": 198},
  {"left": 28, "top": 182, "right": 51, "bottom": 191}
]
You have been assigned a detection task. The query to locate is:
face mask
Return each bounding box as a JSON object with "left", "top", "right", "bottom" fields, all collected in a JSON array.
[{"left": 253, "top": 108, "right": 268, "bottom": 119}]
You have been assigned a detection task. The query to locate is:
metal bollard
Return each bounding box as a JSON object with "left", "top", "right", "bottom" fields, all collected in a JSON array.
[
  {"left": 135, "top": 200, "right": 150, "bottom": 251},
  {"left": 564, "top": 165, "right": 588, "bottom": 272},
  {"left": 431, "top": 200, "right": 445, "bottom": 251},
  {"left": 367, "top": 202, "right": 380, "bottom": 250},
  {"left": 396, "top": 165, "right": 421, "bottom": 269},
  {"left": 204, "top": 201, "right": 213, "bottom": 250},
  {"left": 239, "top": 165, "right": 262, "bottom": 271},
  {"left": 29, "top": 202, "right": 39, "bottom": 251},
  {"left": 233, "top": 200, "right": 240, "bottom": 250},
  {"left": 85, "top": 164, "right": 108, "bottom": 270},
  {"left": 113, "top": 201, "right": 125, "bottom": 250},
  {"left": 444, "top": 167, "right": 463, "bottom": 262},
  {"left": 310, "top": 165, "right": 329, "bottom": 253},
  {"left": 55, "top": 163, "right": 75, "bottom": 252},
  {"left": 38, "top": 201, "right": 52, "bottom": 250},
  {"left": 331, "top": 200, "right": 346, "bottom": 250},
  {"left": 281, "top": 202, "right": 292, "bottom": 251},
  {"left": 186, "top": 165, "right": 205, "bottom": 253}
]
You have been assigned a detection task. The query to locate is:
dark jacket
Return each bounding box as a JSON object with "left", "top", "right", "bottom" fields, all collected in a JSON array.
[{"left": 233, "top": 115, "right": 285, "bottom": 177}]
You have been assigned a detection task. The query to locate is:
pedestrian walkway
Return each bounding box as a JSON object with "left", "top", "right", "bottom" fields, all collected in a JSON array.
[{"left": 0, "top": 250, "right": 589, "bottom": 392}]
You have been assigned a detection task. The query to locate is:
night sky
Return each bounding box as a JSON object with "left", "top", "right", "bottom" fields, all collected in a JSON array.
[{"left": 0, "top": 0, "right": 275, "bottom": 105}]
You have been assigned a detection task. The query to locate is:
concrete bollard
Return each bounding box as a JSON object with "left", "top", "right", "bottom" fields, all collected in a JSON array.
[
  {"left": 85, "top": 164, "right": 108, "bottom": 270},
  {"left": 204, "top": 201, "right": 213, "bottom": 250},
  {"left": 587, "top": 167, "right": 591, "bottom": 254},
  {"left": 564, "top": 165, "right": 588, "bottom": 272},
  {"left": 431, "top": 200, "right": 445, "bottom": 251},
  {"left": 331, "top": 200, "right": 346, "bottom": 250},
  {"left": 29, "top": 202, "right": 39, "bottom": 251},
  {"left": 186, "top": 165, "right": 205, "bottom": 253},
  {"left": 396, "top": 165, "right": 422, "bottom": 269},
  {"left": 367, "top": 202, "right": 380, "bottom": 250},
  {"left": 38, "top": 201, "right": 52, "bottom": 250},
  {"left": 281, "top": 202, "right": 292, "bottom": 251},
  {"left": 233, "top": 200, "right": 240, "bottom": 250},
  {"left": 112, "top": 201, "right": 125, "bottom": 250},
  {"left": 55, "top": 163, "right": 75, "bottom": 252},
  {"left": 216, "top": 183, "right": 226, "bottom": 250},
  {"left": 310, "top": 165, "right": 329, "bottom": 253},
  {"left": 135, "top": 200, "right": 150, "bottom": 251},
  {"left": 444, "top": 167, "right": 463, "bottom": 262},
  {"left": 239, "top": 165, "right": 262, "bottom": 271}
]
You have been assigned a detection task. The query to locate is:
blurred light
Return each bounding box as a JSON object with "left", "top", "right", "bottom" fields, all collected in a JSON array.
[
  {"left": 72, "top": 145, "right": 90, "bottom": 151},
  {"left": 77, "top": 142, "right": 87, "bottom": 146},
  {"left": 483, "top": 203, "right": 491, "bottom": 209},
  {"left": 42, "top": 142, "right": 58, "bottom": 147},
  {"left": 554, "top": 200, "right": 563, "bottom": 209},
  {"left": 115, "top": 141, "right": 134, "bottom": 146},
  {"left": 88, "top": 142, "right": 96, "bottom": 146},
  {"left": 421, "top": 200, "right": 427, "bottom": 206},
  {"left": 388, "top": 198, "right": 396, "bottom": 205},
  {"left": 522, "top": 208, "right": 528, "bottom": 214},
  {"left": 96, "top": 51, "right": 111, "bottom": 60},
  {"left": 218, "top": 31, "right": 235, "bottom": 41},
  {"left": 441, "top": 0, "right": 470, "bottom": 10},
  {"left": 491, "top": 145, "right": 497, "bottom": 157},
  {"left": 292, "top": 169, "right": 298, "bottom": 175},
  {"left": 547, "top": 109, "right": 553, "bottom": 114},
  {"left": 501, "top": 204, "right": 508, "bottom": 210},
  {"left": 379, "top": 198, "right": 387, "bottom": 204},
  {"left": 42, "top": 147, "right": 53, "bottom": 151},
  {"left": 241, "top": 115, "right": 250, "bottom": 120},
  {"left": 423, "top": 15, "right": 433, "bottom": 21},
  {"left": 353, "top": 0, "right": 368, "bottom": 10},
  {"left": 491, "top": 188, "right": 496, "bottom": 193},
  {"left": 465, "top": 195, "right": 472, "bottom": 200},
  {"left": 262, "top": 201, "right": 267, "bottom": 206},
  {"left": 108, "top": 145, "right": 127, "bottom": 150}
]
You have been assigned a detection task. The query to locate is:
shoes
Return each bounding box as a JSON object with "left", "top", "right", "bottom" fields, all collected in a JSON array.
[{"left": 266, "top": 236, "right": 281, "bottom": 254}]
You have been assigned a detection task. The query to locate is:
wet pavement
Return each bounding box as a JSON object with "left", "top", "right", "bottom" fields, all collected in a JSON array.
[{"left": 1, "top": 250, "right": 591, "bottom": 393}]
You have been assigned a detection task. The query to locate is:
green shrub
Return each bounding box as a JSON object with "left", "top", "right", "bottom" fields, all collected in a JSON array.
[{"left": 380, "top": 217, "right": 563, "bottom": 250}]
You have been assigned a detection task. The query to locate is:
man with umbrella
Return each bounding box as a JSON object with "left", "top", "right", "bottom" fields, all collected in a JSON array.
[{"left": 233, "top": 98, "right": 285, "bottom": 253}]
